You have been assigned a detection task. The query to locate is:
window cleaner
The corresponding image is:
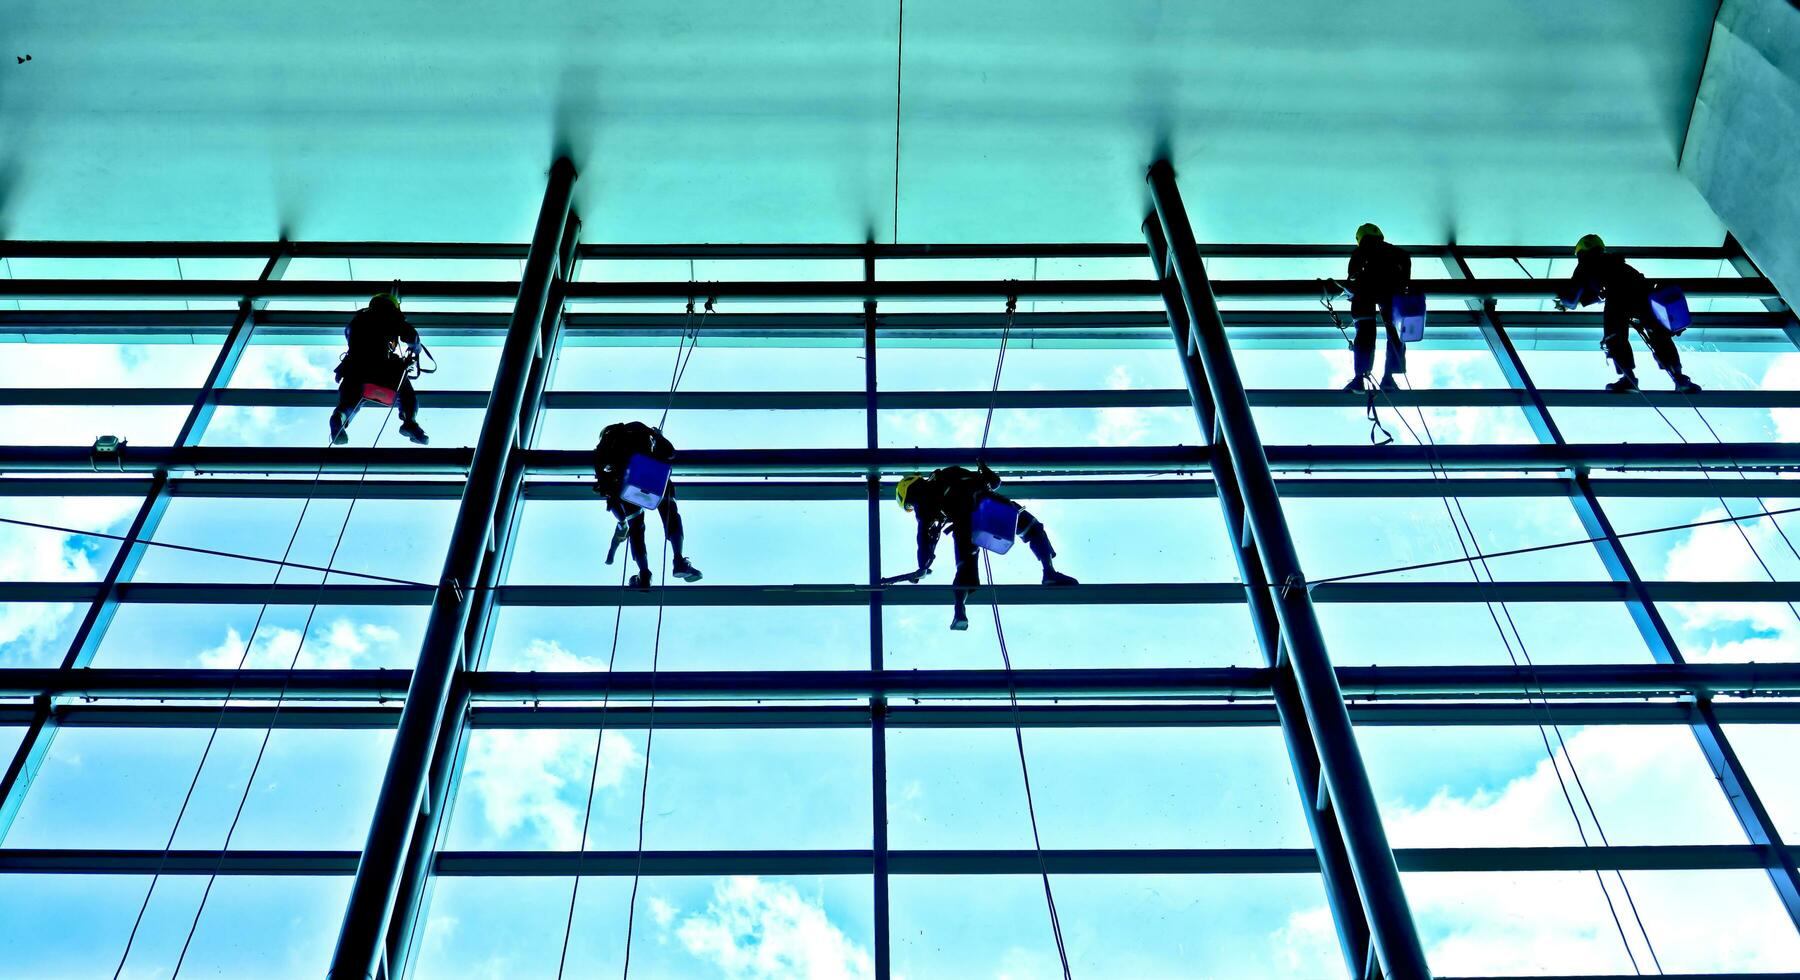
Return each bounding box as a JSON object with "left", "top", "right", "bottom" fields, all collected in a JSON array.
[
  {"left": 1553, "top": 234, "right": 1701, "bottom": 394},
  {"left": 592, "top": 420, "right": 701, "bottom": 590},
  {"left": 330, "top": 289, "right": 434, "bottom": 445},
  {"left": 1334, "top": 222, "right": 1417, "bottom": 392},
  {"left": 887, "top": 463, "right": 1077, "bottom": 631}
]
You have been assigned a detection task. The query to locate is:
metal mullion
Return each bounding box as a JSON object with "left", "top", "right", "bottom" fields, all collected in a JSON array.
[
  {"left": 0, "top": 248, "right": 289, "bottom": 841},
  {"left": 329, "top": 158, "right": 578, "bottom": 980},
  {"left": 862, "top": 246, "right": 892, "bottom": 980},
  {"left": 1148, "top": 218, "right": 1373, "bottom": 976},
  {"left": 382, "top": 211, "right": 582, "bottom": 980},
  {"left": 1148, "top": 162, "right": 1429, "bottom": 979},
  {"left": 1451, "top": 248, "right": 1800, "bottom": 933}
]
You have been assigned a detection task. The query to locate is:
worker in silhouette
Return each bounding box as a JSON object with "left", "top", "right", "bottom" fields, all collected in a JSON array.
[
  {"left": 1555, "top": 234, "right": 1700, "bottom": 393},
  {"left": 888, "top": 464, "right": 1077, "bottom": 631},
  {"left": 592, "top": 420, "right": 703, "bottom": 590},
  {"left": 331, "top": 293, "right": 430, "bottom": 445},
  {"left": 1339, "top": 222, "right": 1413, "bottom": 392}
]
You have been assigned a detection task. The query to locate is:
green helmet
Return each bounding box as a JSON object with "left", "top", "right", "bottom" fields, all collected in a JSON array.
[
  {"left": 1355, "top": 223, "right": 1383, "bottom": 245},
  {"left": 1574, "top": 234, "right": 1605, "bottom": 256},
  {"left": 370, "top": 292, "right": 401, "bottom": 311}
]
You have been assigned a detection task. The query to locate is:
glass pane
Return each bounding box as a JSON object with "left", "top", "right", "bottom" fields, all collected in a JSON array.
[
  {"left": 879, "top": 495, "right": 1231, "bottom": 586},
  {"left": 136, "top": 496, "right": 455, "bottom": 586},
  {"left": 508, "top": 499, "right": 866, "bottom": 585},
  {"left": 1723, "top": 724, "right": 1800, "bottom": 840},
  {"left": 1361, "top": 726, "right": 1747, "bottom": 847},
  {"left": 91, "top": 603, "right": 425, "bottom": 669},
  {"left": 415, "top": 875, "right": 873, "bottom": 978},
  {"left": 1287, "top": 497, "right": 1609, "bottom": 583},
  {"left": 0, "top": 342, "right": 222, "bottom": 387},
  {"left": 1409, "top": 870, "right": 1800, "bottom": 975},
  {"left": 888, "top": 727, "right": 1308, "bottom": 849},
  {"left": 448, "top": 728, "right": 869, "bottom": 851},
  {"left": 537, "top": 408, "right": 864, "bottom": 450},
  {"left": 0, "top": 602, "right": 83, "bottom": 668},
  {"left": 0, "top": 495, "right": 138, "bottom": 581},
  {"left": 892, "top": 874, "right": 1333, "bottom": 977},
  {"left": 5, "top": 727, "right": 394, "bottom": 850},
  {"left": 554, "top": 343, "right": 865, "bottom": 392},
  {"left": 0, "top": 874, "right": 348, "bottom": 979},
  {"left": 884, "top": 602, "right": 1260, "bottom": 669},
  {"left": 879, "top": 345, "right": 1186, "bottom": 392},
  {"left": 484, "top": 605, "right": 868, "bottom": 672},
  {"left": 0, "top": 405, "right": 189, "bottom": 446},
  {"left": 878, "top": 406, "right": 1201, "bottom": 448},
  {"left": 1319, "top": 602, "right": 1652, "bottom": 666}
]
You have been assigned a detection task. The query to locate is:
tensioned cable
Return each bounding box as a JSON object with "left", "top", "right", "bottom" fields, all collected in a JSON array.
[
  {"left": 1644, "top": 391, "right": 1800, "bottom": 628},
  {"left": 1376, "top": 376, "right": 1663, "bottom": 973},
  {"left": 167, "top": 402, "right": 401, "bottom": 977},
  {"left": 0, "top": 515, "right": 431, "bottom": 587},
  {"left": 656, "top": 299, "right": 711, "bottom": 432},
  {"left": 13, "top": 491, "right": 1800, "bottom": 611},
  {"left": 618, "top": 536, "right": 671, "bottom": 979},
  {"left": 555, "top": 555, "right": 635, "bottom": 979},
  {"left": 110, "top": 360, "right": 409, "bottom": 978},
  {"left": 975, "top": 292, "right": 1074, "bottom": 980}
]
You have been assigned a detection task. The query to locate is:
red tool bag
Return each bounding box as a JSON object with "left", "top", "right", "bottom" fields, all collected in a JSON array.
[{"left": 361, "top": 383, "right": 398, "bottom": 406}]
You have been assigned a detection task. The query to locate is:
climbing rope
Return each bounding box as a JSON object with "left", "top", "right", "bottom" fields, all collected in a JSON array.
[
  {"left": 555, "top": 291, "right": 712, "bottom": 977},
  {"left": 975, "top": 290, "right": 1074, "bottom": 980},
  {"left": 1321, "top": 284, "right": 1393, "bottom": 446},
  {"left": 1371, "top": 376, "right": 1664, "bottom": 974},
  {"left": 111, "top": 360, "right": 410, "bottom": 979},
  {"left": 555, "top": 555, "right": 635, "bottom": 979},
  {"left": 657, "top": 298, "right": 712, "bottom": 432}
]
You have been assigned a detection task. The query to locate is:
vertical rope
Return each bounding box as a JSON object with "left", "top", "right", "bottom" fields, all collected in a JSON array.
[{"left": 976, "top": 292, "right": 1072, "bottom": 978}]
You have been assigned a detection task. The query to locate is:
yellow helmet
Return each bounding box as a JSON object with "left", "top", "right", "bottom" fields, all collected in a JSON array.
[
  {"left": 370, "top": 292, "right": 401, "bottom": 311},
  {"left": 1355, "top": 222, "right": 1383, "bottom": 245},
  {"left": 896, "top": 474, "right": 924, "bottom": 511},
  {"left": 1574, "top": 234, "right": 1605, "bottom": 256}
]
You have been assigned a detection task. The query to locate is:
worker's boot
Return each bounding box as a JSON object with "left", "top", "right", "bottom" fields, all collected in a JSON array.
[
  {"left": 1379, "top": 374, "right": 1400, "bottom": 392},
  {"left": 950, "top": 601, "right": 969, "bottom": 631},
  {"left": 398, "top": 419, "right": 430, "bottom": 445},
  {"left": 1605, "top": 373, "right": 1639, "bottom": 394},
  {"left": 671, "top": 556, "right": 704, "bottom": 582},
  {"left": 329, "top": 411, "right": 350, "bottom": 446},
  {"left": 1042, "top": 569, "right": 1079, "bottom": 586},
  {"left": 1340, "top": 374, "right": 1371, "bottom": 393},
  {"left": 1669, "top": 370, "right": 1702, "bottom": 394},
  {"left": 628, "top": 568, "right": 653, "bottom": 591}
]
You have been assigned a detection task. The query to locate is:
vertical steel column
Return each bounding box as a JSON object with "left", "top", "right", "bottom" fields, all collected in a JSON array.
[
  {"left": 0, "top": 247, "right": 289, "bottom": 840},
  {"left": 1147, "top": 161, "right": 1430, "bottom": 979},
  {"left": 1146, "top": 221, "right": 1372, "bottom": 978},
  {"left": 381, "top": 212, "right": 583, "bottom": 980},
  {"left": 864, "top": 245, "right": 893, "bottom": 979},
  {"left": 1447, "top": 247, "right": 1800, "bottom": 930},
  {"left": 330, "top": 158, "right": 578, "bottom": 980}
]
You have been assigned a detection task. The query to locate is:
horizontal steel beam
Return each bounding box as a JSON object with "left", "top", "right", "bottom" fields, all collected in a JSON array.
[
  {"left": 0, "top": 276, "right": 1775, "bottom": 304},
  {"left": 0, "top": 240, "right": 1736, "bottom": 262},
  {"left": 5, "top": 662, "right": 1797, "bottom": 702},
  {"left": 0, "top": 843, "right": 1784, "bottom": 877},
  {"left": 4, "top": 579, "right": 1800, "bottom": 607},
  {"left": 12, "top": 700, "right": 1798, "bottom": 731},
  {"left": 10, "top": 443, "right": 1797, "bottom": 477},
  {"left": 15, "top": 386, "right": 1800, "bottom": 412},
  {"left": 9, "top": 474, "right": 1800, "bottom": 504}
]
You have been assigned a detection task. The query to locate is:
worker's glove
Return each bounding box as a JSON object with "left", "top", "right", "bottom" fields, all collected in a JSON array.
[
  {"left": 1551, "top": 298, "right": 1571, "bottom": 313},
  {"left": 407, "top": 340, "right": 424, "bottom": 359}
]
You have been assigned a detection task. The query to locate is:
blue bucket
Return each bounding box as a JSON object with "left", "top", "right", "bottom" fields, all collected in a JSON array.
[
  {"left": 620, "top": 453, "right": 671, "bottom": 510},
  {"left": 971, "top": 495, "right": 1020, "bottom": 554},
  {"left": 1392, "top": 292, "right": 1427, "bottom": 343},
  {"left": 1649, "top": 285, "right": 1691, "bottom": 335}
]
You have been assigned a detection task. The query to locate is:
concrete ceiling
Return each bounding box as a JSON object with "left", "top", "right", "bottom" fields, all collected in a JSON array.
[{"left": 0, "top": 0, "right": 1727, "bottom": 246}]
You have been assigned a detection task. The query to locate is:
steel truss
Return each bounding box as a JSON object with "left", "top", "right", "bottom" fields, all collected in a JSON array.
[{"left": 2, "top": 178, "right": 1799, "bottom": 979}]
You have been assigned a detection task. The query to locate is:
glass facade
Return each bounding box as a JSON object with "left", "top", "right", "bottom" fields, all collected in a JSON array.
[{"left": 2, "top": 222, "right": 1798, "bottom": 978}]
